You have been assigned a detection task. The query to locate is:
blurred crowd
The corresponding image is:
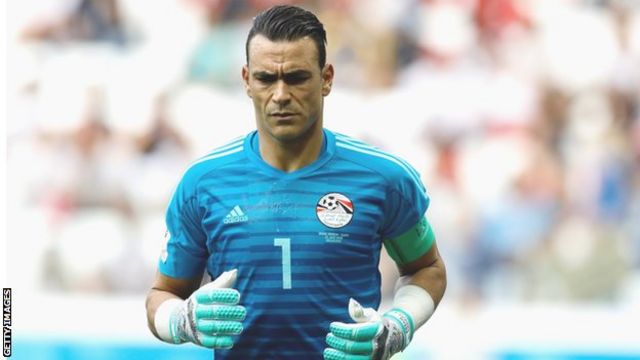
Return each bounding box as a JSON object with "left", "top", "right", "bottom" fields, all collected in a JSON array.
[{"left": 6, "top": 0, "right": 640, "bottom": 308}]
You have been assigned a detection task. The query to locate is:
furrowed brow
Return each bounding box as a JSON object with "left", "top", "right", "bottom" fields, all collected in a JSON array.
[
  {"left": 252, "top": 70, "right": 312, "bottom": 79},
  {"left": 284, "top": 70, "right": 312, "bottom": 78}
]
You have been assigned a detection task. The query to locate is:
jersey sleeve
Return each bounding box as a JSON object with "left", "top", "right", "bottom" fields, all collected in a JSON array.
[
  {"left": 158, "top": 173, "right": 208, "bottom": 279},
  {"left": 381, "top": 164, "right": 430, "bottom": 240}
]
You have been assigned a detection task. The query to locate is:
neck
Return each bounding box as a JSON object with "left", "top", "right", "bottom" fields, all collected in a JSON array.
[{"left": 258, "top": 124, "right": 324, "bottom": 173}]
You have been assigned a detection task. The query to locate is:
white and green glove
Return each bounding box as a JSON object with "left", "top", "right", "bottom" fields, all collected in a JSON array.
[
  {"left": 154, "top": 269, "right": 246, "bottom": 349},
  {"left": 323, "top": 298, "right": 414, "bottom": 360},
  {"left": 324, "top": 284, "right": 436, "bottom": 360}
]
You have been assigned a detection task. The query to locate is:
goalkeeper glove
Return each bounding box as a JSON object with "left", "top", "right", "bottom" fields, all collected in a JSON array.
[
  {"left": 154, "top": 269, "right": 246, "bottom": 349},
  {"left": 323, "top": 298, "right": 413, "bottom": 360},
  {"left": 324, "top": 284, "right": 435, "bottom": 360}
]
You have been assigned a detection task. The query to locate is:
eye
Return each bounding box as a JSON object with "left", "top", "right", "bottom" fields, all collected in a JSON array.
[
  {"left": 284, "top": 73, "right": 310, "bottom": 85},
  {"left": 255, "top": 74, "right": 277, "bottom": 84}
]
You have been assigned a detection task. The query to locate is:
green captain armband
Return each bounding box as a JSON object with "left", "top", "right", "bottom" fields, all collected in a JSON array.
[{"left": 383, "top": 216, "right": 435, "bottom": 265}]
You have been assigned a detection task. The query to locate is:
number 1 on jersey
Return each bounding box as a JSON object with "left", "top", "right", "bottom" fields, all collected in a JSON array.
[{"left": 274, "top": 238, "right": 292, "bottom": 289}]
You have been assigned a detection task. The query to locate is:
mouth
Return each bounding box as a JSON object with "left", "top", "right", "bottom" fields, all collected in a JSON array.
[{"left": 270, "top": 112, "right": 297, "bottom": 118}]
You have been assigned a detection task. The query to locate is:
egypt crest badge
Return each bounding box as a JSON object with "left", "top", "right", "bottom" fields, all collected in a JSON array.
[{"left": 316, "top": 193, "right": 354, "bottom": 228}]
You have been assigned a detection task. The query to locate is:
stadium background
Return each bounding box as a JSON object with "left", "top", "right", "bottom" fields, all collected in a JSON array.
[{"left": 4, "top": 0, "right": 640, "bottom": 359}]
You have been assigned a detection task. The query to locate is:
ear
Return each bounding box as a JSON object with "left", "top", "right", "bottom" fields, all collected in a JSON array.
[
  {"left": 321, "top": 64, "right": 334, "bottom": 97},
  {"left": 242, "top": 65, "right": 251, "bottom": 98}
]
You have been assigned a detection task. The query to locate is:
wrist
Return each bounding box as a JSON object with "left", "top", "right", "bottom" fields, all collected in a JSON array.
[
  {"left": 391, "top": 284, "right": 435, "bottom": 333},
  {"left": 154, "top": 298, "right": 184, "bottom": 344}
]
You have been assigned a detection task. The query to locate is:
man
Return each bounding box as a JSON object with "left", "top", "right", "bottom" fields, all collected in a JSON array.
[{"left": 145, "top": 5, "right": 446, "bottom": 360}]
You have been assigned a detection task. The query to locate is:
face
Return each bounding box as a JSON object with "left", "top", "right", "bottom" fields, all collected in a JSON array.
[{"left": 243, "top": 34, "right": 333, "bottom": 143}]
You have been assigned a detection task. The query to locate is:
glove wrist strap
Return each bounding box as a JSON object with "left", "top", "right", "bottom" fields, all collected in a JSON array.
[
  {"left": 384, "top": 308, "right": 414, "bottom": 339},
  {"left": 383, "top": 308, "right": 414, "bottom": 352}
]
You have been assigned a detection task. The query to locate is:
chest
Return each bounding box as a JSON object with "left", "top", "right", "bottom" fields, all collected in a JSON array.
[{"left": 200, "top": 177, "right": 387, "bottom": 251}]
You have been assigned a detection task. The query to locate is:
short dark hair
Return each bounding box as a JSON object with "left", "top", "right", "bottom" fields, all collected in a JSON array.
[{"left": 245, "top": 5, "right": 327, "bottom": 69}]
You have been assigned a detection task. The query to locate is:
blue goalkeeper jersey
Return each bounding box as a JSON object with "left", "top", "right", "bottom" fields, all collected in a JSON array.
[{"left": 159, "top": 129, "right": 430, "bottom": 360}]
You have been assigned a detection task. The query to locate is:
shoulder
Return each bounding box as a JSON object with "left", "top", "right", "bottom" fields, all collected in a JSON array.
[
  {"left": 331, "top": 131, "right": 425, "bottom": 192},
  {"left": 180, "top": 134, "right": 249, "bottom": 186}
]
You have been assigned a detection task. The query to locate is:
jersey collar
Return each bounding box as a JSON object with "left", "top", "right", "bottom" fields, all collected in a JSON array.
[{"left": 244, "top": 128, "right": 336, "bottom": 179}]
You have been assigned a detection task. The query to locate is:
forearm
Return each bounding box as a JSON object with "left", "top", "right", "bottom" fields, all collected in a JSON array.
[
  {"left": 384, "top": 216, "right": 446, "bottom": 309},
  {"left": 389, "top": 244, "right": 447, "bottom": 335},
  {"left": 399, "top": 255, "right": 446, "bottom": 308}
]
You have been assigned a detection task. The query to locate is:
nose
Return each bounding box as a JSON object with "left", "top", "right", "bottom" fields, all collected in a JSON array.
[{"left": 272, "top": 80, "right": 291, "bottom": 106}]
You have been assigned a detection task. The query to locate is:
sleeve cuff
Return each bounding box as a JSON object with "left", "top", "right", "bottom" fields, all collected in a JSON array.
[{"left": 158, "top": 243, "right": 207, "bottom": 279}]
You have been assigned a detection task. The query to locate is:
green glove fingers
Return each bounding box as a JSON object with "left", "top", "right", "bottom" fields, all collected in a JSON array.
[
  {"left": 325, "top": 333, "right": 375, "bottom": 355},
  {"left": 325, "top": 298, "right": 414, "bottom": 360},
  {"left": 323, "top": 321, "right": 381, "bottom": 360},
  {"left": 195, "top": 304, "right": 246, "bottom": 321},
  {"left": 329, "top": 322, "right": 381, "bottom": 341},
  {"left": 162, "top": 270, "right": 245, "bottom": 349},
  {"left": 197, "top": 319, "right": 243, "bottom": 335},
  {"left": 196, "top": 288, "right": 240, "bottom": 305},
  {"left": 199, "top": 335, "right": 235, "bottom": 349},
  {"left": 191, "top": 286, "right": 245, "bottom": 349},
  {"left": 323, "top": 348, "right": 372, "bottom": 360}
]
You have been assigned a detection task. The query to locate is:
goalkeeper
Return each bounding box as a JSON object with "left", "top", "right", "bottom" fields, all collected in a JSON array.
[{"left": 145, "top": 4, "right": 446, "bottom": 360}]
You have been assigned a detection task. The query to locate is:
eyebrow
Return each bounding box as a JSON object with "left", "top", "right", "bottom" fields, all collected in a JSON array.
[{"left": 252, "top": 70, "right": 312, "bottom": 79}]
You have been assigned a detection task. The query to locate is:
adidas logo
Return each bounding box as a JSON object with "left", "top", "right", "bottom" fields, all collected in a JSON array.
[{"left": 223, "top": 205, "right": 248, "bottom": 224}]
